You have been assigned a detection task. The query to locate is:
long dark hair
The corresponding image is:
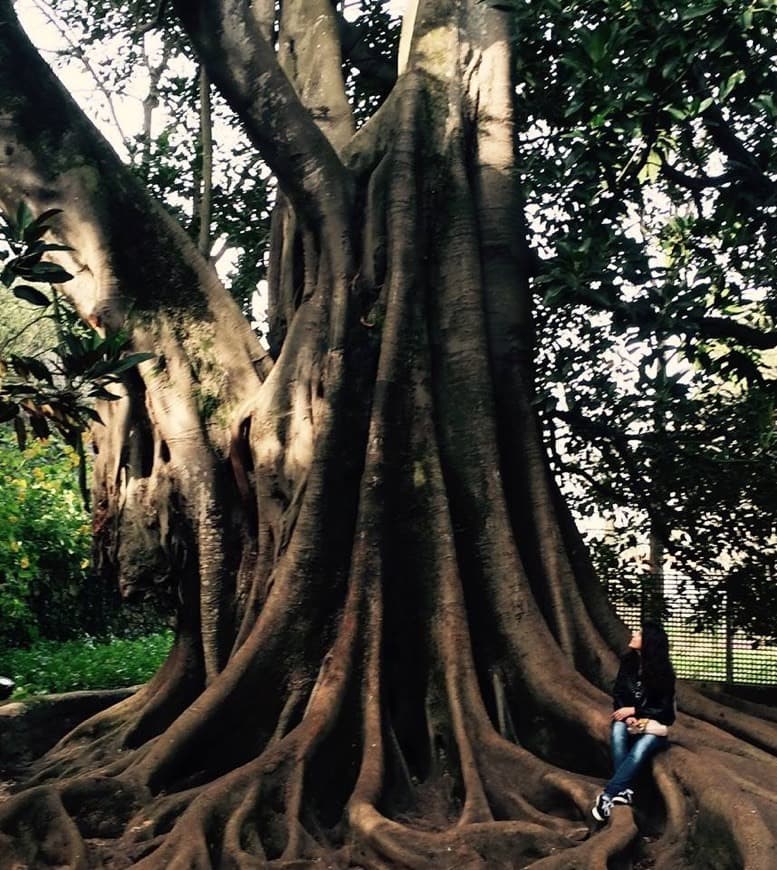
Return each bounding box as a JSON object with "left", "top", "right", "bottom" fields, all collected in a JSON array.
[{"left": 640, "top": 620, "right": 675, "bottom": 694}]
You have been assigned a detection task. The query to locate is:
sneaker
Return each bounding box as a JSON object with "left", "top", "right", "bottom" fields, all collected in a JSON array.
[
  {"left": 592, "top": 792, "right": 612, "bottom": 822},
  {"left": 611, "top": 788, "right": 634, "bottom": 806}
]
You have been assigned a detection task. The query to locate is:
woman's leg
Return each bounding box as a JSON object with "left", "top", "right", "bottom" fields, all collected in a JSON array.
[
  {"left": 611, "top": 721, "right": 630, "bottom": 770},
  {"left": 604, "top": 734, "right": 667, "bottom": 798}
]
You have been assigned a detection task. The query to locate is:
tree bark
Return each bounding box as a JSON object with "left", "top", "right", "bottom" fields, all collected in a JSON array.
[{"left": 0, "top": 1, "right": 776, "bottom": 868}]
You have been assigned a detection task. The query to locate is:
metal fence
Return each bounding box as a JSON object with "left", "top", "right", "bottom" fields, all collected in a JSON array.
[{"left": 607, "top": 573, "right": 777, "bottom": 686}]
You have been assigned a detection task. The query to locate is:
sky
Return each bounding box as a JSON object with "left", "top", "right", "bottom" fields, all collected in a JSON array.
[
  {"left": 13, "top": 2, "right": 412, "bottom": 337},
  {"left": 16, "top": 1, "right": 409, "bottom": 158}
]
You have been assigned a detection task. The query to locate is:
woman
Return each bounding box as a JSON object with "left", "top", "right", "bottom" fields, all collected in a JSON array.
[{"left": 592, "top": 620, "right": 676, "bottom": 822}]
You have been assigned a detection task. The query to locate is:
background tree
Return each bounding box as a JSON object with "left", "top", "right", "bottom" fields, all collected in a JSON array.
[
  {"left": 0, "top": 2, "right": 776, "bottom": 869},
  {"left": 513, "top": 0, "right": 777, "bottom": 627}
]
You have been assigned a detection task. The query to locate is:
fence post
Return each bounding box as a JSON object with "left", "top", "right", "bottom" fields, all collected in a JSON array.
[{"left": 724, "top": 580, "right": 734, "bottom": 685}]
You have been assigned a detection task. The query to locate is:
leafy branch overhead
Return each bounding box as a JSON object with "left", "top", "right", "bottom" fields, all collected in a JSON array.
[
  {"left": 516, "top": 0, "right": 777, "bottom": 593},
  {"left": 0, "top": 204, "right": 153, "bottom": 450}
]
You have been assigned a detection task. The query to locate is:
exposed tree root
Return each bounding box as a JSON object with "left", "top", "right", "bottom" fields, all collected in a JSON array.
[
  {"left": 678, "top": 684, "right": 777, "bottom": 753},
  {"left": 0, "top": 786, "right": 88, "bottom": 869},
  {"left": 349, "top": 801, "right": 589, "bottom": 870},
  {"left": 690, "top": 681, "right": 777, "bottom": 719},
  {"left": 6, "top": 662, "right": 775, "bottom": 869}
]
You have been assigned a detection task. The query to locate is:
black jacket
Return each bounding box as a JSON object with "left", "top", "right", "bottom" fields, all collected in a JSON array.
[{"left": 612, "top": 651, "right": 676, "bottom": 726}]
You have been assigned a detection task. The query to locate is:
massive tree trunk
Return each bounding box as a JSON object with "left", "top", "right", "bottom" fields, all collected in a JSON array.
[{"left": 1, "top": 2, "right": 777, "bottom": 867}]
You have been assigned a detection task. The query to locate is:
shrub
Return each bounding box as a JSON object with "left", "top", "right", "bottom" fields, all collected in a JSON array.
[
  {"left": 0, "top": 631, "right": 174, "bottom": 698},
  {"left": 0, "top": 431, "right": 170, "bottom": 644},
  {"left": 0, "top": 433, "right": 91, "bottom": 645}
]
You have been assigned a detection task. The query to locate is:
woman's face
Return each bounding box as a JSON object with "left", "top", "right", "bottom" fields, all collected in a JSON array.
[{"left": 628, "top": 629, "right": 643, "bottom": 650}]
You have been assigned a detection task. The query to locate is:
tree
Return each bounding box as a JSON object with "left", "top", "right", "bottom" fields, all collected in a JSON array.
[
  {"left": 507, "top": 0, "right": 777, "bottom": 622},
  {"left": 0, "top": 2, "right": 776, "bottom": 868}
]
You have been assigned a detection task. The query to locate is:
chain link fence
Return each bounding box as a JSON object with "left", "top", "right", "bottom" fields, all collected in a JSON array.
[{"left": 607, "top": 573, "right": 777, "bottom": 686}]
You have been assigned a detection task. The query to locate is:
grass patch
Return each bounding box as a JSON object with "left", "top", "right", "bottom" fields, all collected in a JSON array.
[
  {"left": 668, "top": 627, "right": 777, "bottom": 685},
  {"left": 673, "top": 645, "right": 777, "bottom": 684},
  {"left": 0, "top": 631, "right": 174, "bottom": 699}
]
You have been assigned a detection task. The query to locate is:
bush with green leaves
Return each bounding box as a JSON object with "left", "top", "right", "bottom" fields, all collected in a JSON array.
[
  {"left": 0, "top": 631, "right": 174, "bottom": 699},
  {"left": 0, "top": 432, "right": 91, "bottom": 645},
  {"left": 0, "top": 431, "right": 170, "bottom": 645}
]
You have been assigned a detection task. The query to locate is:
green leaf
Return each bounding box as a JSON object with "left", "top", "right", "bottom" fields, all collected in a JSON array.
[
  {"left": 638, "top": 150, "right": 662, "bottom": 184},
  {"left": 681, "top": 4, "right": 718, "bottom": 20},
  {"left": 666, "top": 105, "right": 688, "bottom": 121},
  {"left": 661, "top": 57, "right": 682, "bottom": 80},
  {"left": 25, "top": 207, "right": 63, "bottom": 231},
  {"left": 23, "top": 262, "right": 74, "bottom": 284},
  {"left": 12, "top": 285, "right": 51, "bottom": 307},
  {"left": 89, "top": 386, "right": 121, "bottom": 401},
  {"left": 1, "top": 258, "right": 20, "bottom": 286},
  {"left": 33, "top": 243, "right": 74, "bottom": 254},
  {"left": 755, "top": 93, "right": 777, "bottom": 118},
  {"left": 108, "top": 352, "right": 154, "bottom": 375},
  {"left": 82, "top": 406, "right": 104, "bottom": 424},
  {"left": 9, "top": 355, "right": 30, "bottom": 379},
  {"left": 14, "top": 201, "right": 33, "bottom": 240},
  {"left": 581, "top": 28, "right": 608, "bottom": 63},
  {"left": 719, "top": 70, "right": 746, "bottom": 101},
  {"left": 11, "top": 355, "right": 53, "bottom": 385},
  {"left": 66, "top": 332, "right": 87, "bottom": 354}
]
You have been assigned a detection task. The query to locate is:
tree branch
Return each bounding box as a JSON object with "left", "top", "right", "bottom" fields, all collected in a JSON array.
[
  {"left": 278, "top": 0, "right": 354, "bottom": 151},
  {"left": 337, "top": 14, "right": 397, "bottom": 94},
  {"left": 171, "top": 0, "right": 352, "bottom": 226},
  {"left": 31, "top": 0, "right": 129, "bottom": 147},
  {"left": 197, "top": 66, "right": 213, "bottom": 256},
  {"left": 549, "top": 283, "right": 776, "bottom": 353},
  {"left": 689, "top": 64, "right": 776, "bottom": 197},
  {"left": 553, "top": 408, "right": 676, "bottom": 549},
  {"left": 0, "top": 1, "right": 268, "bottom": 378},
  {"left": 0, "top": 309, "right": 51, "bottom": 355},
  {"left": 139, "top": 34, "right": 171, "bottom": 175},
  {"left": 658, "top": 154, "right": 733, "bottom": 192},
  {"left": 691, "top": 316, "right": 777, "bottom": 349},
  {"left": 132, "top": 0, "right": 168, "bottom": 36},
  {"left": 552, "top": 408, "right": 653, "bottom": 446}
]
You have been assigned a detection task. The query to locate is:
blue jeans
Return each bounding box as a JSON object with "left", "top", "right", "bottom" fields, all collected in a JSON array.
[{"left": 605, "top": 721, "right": 667, "bottom": 797}]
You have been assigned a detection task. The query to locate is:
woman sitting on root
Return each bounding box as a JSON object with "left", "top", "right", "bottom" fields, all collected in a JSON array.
[{"left": 593, "top": 620, "right": 676, "bottom": 822}]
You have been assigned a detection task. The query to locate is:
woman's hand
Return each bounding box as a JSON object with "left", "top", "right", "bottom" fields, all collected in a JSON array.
[{"left": 611, "top": 706, "right": 636, "bottom": 721}]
